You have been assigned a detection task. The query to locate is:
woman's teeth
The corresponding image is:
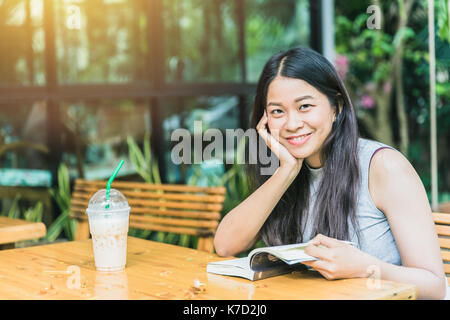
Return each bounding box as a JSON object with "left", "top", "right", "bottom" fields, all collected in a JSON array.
[{"left": 287, "top": 133, "right": 312, "bottom": 145}]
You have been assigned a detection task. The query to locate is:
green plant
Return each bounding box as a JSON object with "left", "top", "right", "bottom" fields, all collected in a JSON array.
[
  {"left": 127, "top": 132, "right": 161, "bottom": 184},
  {"left": 46, "top": 163, "right": 77, "bottom": 242},
  {"left": 23, "top": 201, "right": 43, "bottom": 223},
  {"left": 1, "top": 197, "right": 45, "bottom": 247},
  {"left": 5, "top": 195, "right": 21, "bottom": 219},
  {"left": 219, "top": 138, "right": 251, "bottom": 214},
  {"left": 126, "top": 134, "right": 267, "bottom": 252},
  {"left": 4, "top": 195, "right": 43, "bottom": 224},
  {"left": 127, "top": 133, "right": 168, "bottom": 241},
  {"left": 0, "top": 166, "right": 75, "bottom": 243}
]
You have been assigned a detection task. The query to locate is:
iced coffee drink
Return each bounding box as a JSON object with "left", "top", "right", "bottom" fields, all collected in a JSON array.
[{"left": 86, "top": 189, "right": 130, "bottom": 272}]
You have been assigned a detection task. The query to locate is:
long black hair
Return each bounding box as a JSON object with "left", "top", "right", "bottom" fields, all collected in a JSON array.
[{"left": 248, "top": 46, "right": 361, "bottom": 246}]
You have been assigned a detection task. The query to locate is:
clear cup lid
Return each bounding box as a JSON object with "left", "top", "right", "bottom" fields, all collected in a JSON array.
[{"left": 86, "top": 188, "right": 130, "bottom": 213}]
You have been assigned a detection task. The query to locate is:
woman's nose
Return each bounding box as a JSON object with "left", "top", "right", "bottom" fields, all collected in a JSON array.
[{"left": 284, "top": 112, "right": 304, "bottom": 131}]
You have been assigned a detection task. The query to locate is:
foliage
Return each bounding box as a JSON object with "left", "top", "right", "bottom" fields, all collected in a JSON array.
[
  {"left": 127, "top": 132, "right": 161, "bottom": 185},
  {"left": 127, "top": 133, "right": 194, "bottom": 246},
  {"left": 1, "top": 196, "right": 44, "bottom": 246},
  {"left": 22, "top": 201, "right": 43, "bottom": 224},
  {"left": 436, "top": 0, "right": 450, "bottom": 42},
  {"left": 4, "top": 196, "right": 43, "bottom": 224},
  {"left": 46, "top": 163, "right": 77, "bottom": 242},
  {"left": 219, "top": 137, "right": 251, "bottom": 214},
  {"left": 0, "top": 163, "right": 76, "bottom": 244},
  {"left": 335, "top": 0, "right": 450, "bottom": 196},
  {"left": 126, "top": 133, "right": 260, "bottom": 250},
  {"left": 6, "top": 195, "right": 43, "bottom": 222}
]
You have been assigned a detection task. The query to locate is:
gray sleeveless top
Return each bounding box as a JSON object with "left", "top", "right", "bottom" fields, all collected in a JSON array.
[{"left": 301, "top": 137, "right": 402, "bottom": 266}]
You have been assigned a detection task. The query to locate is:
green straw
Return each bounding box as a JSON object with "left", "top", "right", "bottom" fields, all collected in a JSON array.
[{"left": 105, "top": 160, "right": 125, "bottom": 209}]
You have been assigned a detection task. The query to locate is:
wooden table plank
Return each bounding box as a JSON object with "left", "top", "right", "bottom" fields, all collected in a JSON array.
[
  {"left": 0, "top": 216, "right": 46, "bottom": 245},
  {"left": 0, "top": 237, "right": 417, "bottom": 300}
]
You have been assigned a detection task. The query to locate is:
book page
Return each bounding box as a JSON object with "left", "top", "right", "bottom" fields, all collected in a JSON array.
[
  {"left": 275, "top": 245, "right": 314, "bottom": 261},
  {"left": 249, "top": 243, "right": 312, "bottom": 262},
  {"left": 209, "top": 257, "right": 249, "bottom": 269},
  {"left": 250, "top": 252, "right": 290, "bottom": 270}
]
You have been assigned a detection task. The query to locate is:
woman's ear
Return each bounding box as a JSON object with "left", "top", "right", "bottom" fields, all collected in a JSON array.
[
  {"left": 332, "top": 94, "right": 344, "bottom": 127},
  {"left": 336, "top": 94, "right": 344, "bottom": 115},
  {"left": 334, "top": 94, "right": 344, "bottom": 122}
]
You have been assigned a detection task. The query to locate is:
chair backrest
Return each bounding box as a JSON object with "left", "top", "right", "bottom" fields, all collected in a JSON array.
[
  {"left": 433, "top": 212, "right": 450, "bottom": 285},
  {"left": 70, "top": 179, "right": 226, "bottom": 253}
]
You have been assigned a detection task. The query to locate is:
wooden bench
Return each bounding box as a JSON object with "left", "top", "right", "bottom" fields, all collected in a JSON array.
[
  {"left": 69, "top": 179, "right": 226, "bottom": 253},
  {"left": 433, "top": 212, "right": 450, "bottom": 285},
  {"left": 0, "top": 216, "right": 46, "bottom": 249}
]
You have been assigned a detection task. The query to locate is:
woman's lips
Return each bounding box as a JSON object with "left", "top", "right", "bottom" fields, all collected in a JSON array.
[{"left": 286, "top": 133, "right": 312, "bottom": 146}]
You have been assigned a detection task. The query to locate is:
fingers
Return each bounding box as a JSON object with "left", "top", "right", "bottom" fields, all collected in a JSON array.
[
  {"left": 255, "top": 113, "right": 300, "bottom": 168},
  {"left": 256, "top": 113, "right": 282, "bottom": 157},
  {"left": 301, "top": 260, "right": 335, "bottom": 280},
  {"left": 301, "top": 259, "right": 329, "bottom": 271},
  {"left": 256, "top": 113, "right": 270, "bottom": 145},
  {"left": 309, "top": 234, "right": 342, "bottom": 249},
  {"left": 304, "top": 243, "right": 332, "bottom": 262},
  {"left": 256, "top": 113, "right": 268, "bottom": 132}
]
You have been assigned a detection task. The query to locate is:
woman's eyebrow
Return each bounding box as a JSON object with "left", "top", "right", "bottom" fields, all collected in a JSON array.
[{"left": 267, "top": 95, "right": 314, "bottom": 107}]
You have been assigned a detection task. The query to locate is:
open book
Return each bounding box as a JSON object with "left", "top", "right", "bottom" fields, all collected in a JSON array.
[{"left": 207, "top": 241, "right": 353, "bottom": 281}]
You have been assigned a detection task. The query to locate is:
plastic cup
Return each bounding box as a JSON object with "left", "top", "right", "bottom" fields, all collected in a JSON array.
[{"left": 86, "top": 188, "right": 130, "bottom": 272}]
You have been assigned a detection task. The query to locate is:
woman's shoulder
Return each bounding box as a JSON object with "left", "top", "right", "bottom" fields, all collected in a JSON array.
[
  {"left": 356, "top": 137, "right": 399, "bottom": 175},
  {"left": 357, "top": 137, "right": 396, "bottom": 154},
  {"left": 367, "top": 142, "right": 420, "bottom": 212},
  {"left": 357, "top": 136, "right": 413, "bottom": 177},
  {"left": 370, "top": 147, "right": 411, "bottom": 174}
]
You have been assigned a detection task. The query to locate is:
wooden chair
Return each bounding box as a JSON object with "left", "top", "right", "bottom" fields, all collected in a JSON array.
[
  {"left": 433, "top": 212, "right": 450, "bottom": 285},
  {"left": 69, "top": 179, "right": 226, "bottom": 253}
]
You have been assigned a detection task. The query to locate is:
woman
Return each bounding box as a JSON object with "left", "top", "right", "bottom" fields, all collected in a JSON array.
[{"left": 213, "top": 46, "right": 447, "bottom": 299}]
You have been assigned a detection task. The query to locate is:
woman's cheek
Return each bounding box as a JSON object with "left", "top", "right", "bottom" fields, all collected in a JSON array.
[{"left": 267, "top": 117, "right": 283, "bottom": 136}]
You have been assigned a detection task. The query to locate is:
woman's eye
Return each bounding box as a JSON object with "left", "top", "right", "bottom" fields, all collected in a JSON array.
[
  {"left": 270, "top": 109, "right": 283, "bottom": 115},
  {"left": 299, "top": 104, "right": 311, "bottom": 110}
]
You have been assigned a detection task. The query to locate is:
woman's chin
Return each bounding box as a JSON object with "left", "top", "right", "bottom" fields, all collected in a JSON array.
[
  {"left": 287, "top": 149, "right": 310, "bottom": 160},
  {"left": 280, "top": 141, "right": 313, "bottom": 160}
]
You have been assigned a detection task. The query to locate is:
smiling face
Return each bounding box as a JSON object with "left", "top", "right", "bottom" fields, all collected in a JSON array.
[{"left": 266, "top": 76, "right": 337, "bottom": 167}]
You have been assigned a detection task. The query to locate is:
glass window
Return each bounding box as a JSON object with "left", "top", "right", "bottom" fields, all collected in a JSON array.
[
  {"left": 163, "top": 0, "right": 241, "bottom": 83},
  {"left": 0, "top": 101, "right": 48, "bottom": 169},
  {"left": 59, "top": 99, "right": 151, "bottom": 179},
  {"left": 245, "top": 0, "right": 310, "bottom": 82},
  {"left": 54, "top": 0, "right": 150, "bottom": 84},
  {"left": 162, "top": 95, "right": 240, "bottom": 183},
  {"left": 0, "top": 0, "right": 46, "bottom": 85}
]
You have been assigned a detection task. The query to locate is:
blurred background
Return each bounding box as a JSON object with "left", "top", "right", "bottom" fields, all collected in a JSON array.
[{"left": 0, "top": 0, "right": 448, "bottom": 246}]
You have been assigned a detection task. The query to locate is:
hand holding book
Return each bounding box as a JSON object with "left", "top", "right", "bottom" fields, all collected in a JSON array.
[
  {"left": 302, "top": 234, "right": 374, "bottom": 280},
  {"left": 207, "top": 239, "right": 354, "bottom": 281}
]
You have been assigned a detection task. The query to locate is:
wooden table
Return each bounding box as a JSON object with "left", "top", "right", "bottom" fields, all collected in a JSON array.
[
  {"left": 0, "top": 236, "right": 417, "bottom": 300},
  {"left": 0, "top": 216, "right": 46, "bottom": 248}
]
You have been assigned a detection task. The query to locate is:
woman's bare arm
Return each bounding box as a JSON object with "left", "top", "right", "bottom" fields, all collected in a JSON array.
[
  {"left": 214, "top": 114, "right": 303, "bottom": 257},
  {"left": 369, "top": 148, "right": 447, "bottom": 299},
  {"left": 214, "top": 165, "right": 298, "bottom": 256}
]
